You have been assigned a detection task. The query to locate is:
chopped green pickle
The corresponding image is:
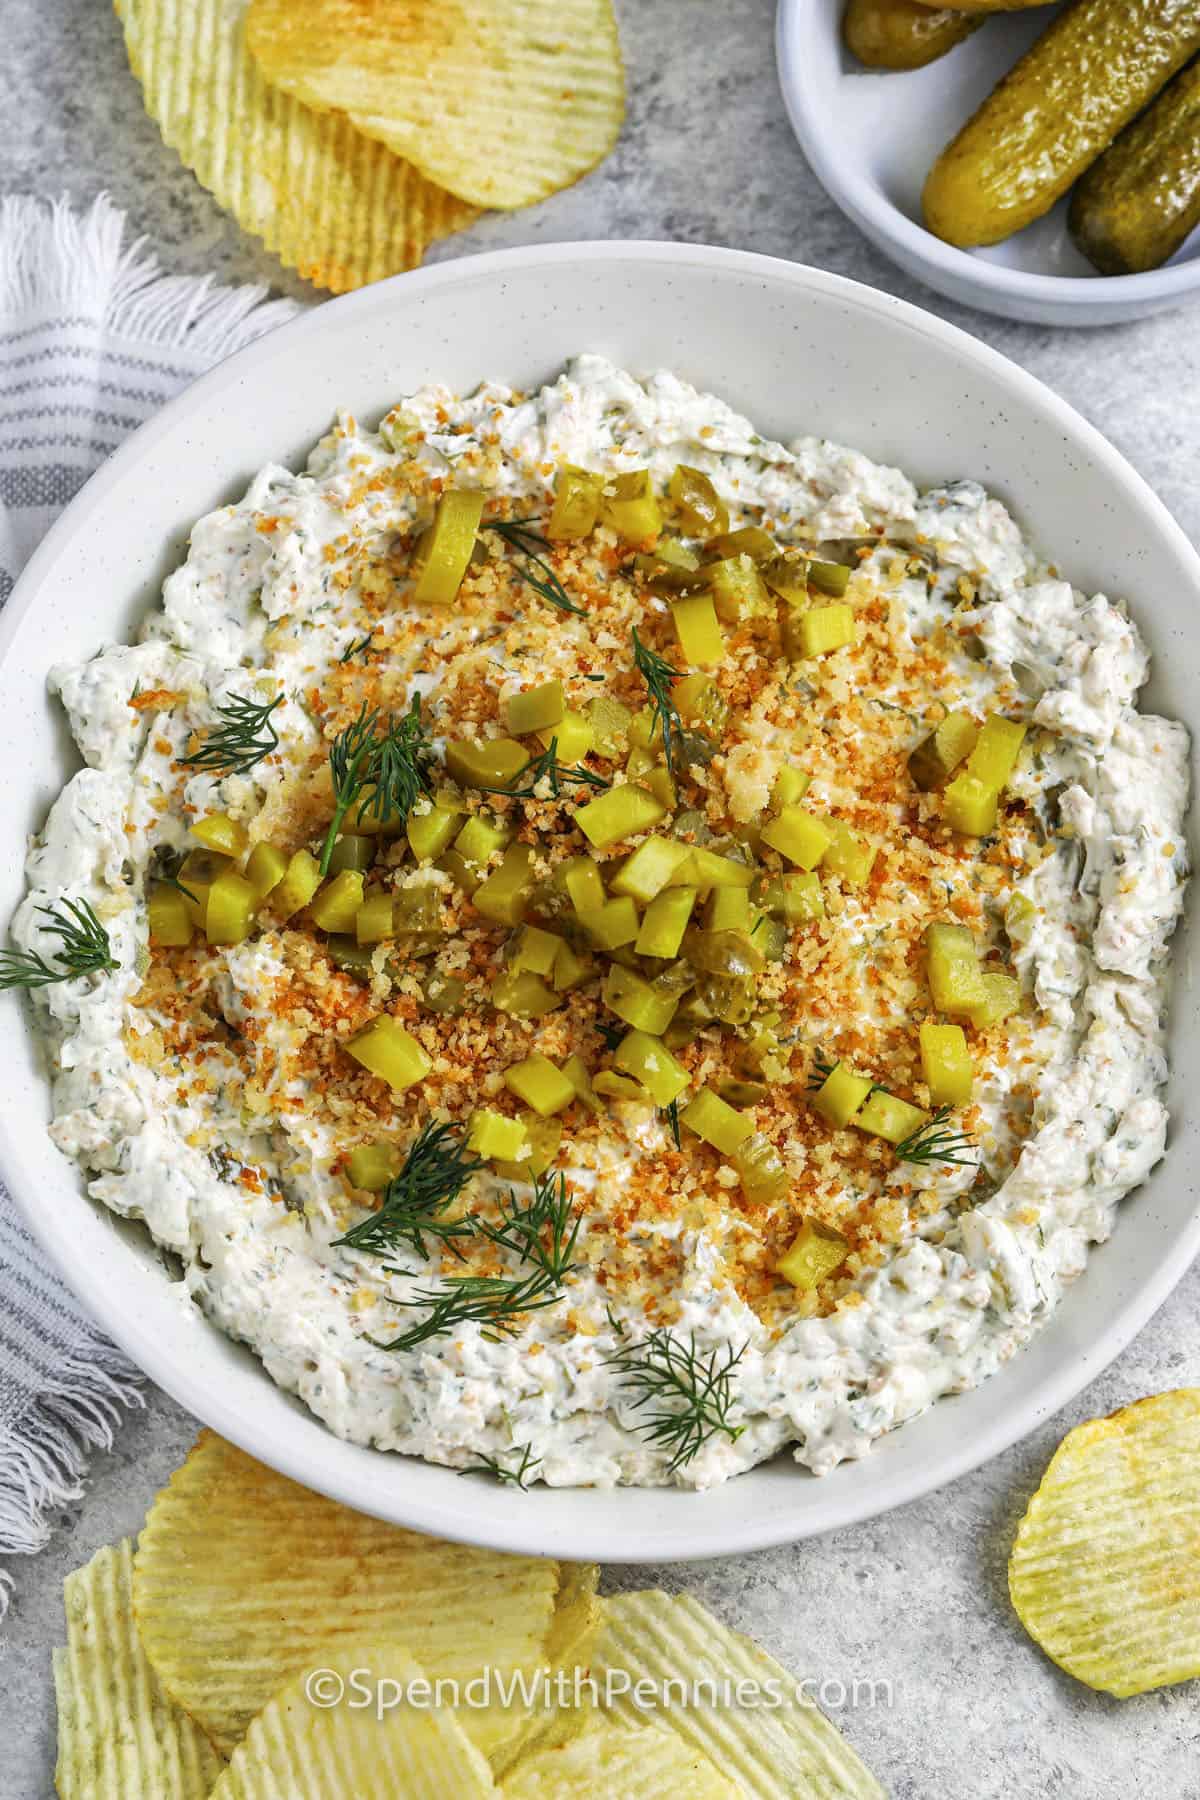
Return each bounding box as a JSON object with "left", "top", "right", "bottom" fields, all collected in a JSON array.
[
  {"left": 586, "top": 693, "right": 633, "bottom": 757},
  {"left": 454, "top": 812, "right": 512, "bottom": 870},
  {"left": 670, "top": 592, "right": 725, "bottom": 666},
  {"left": 467, "top": 1109, "right": 529, "bottom": 1161},
  {"left": 593, "top": 1070, "right": 650, "bottom": 1102},
  {"left": 705, "top": 887, "right": 752, "bottom": 934},
  {"left": 855, "top": 1090, "right": 927, "bottom": 1145},
  {"left": 680, "top": 1088, "right": 754, "bottom": 1157},
  {"left": 562, "top": 1052, "right": 601, "bottom": 1112},
  {"left": 781, "top": 871, "right": 825, "bottom": 923},
  {"left": 473, "top": 845, "right": 535, "bottom": 926},
  {"left": 602, "top": 964, "right": 679, "bottom": 1034},
  {"left": 919, "top": 1020, "right": 974, "bottom": 1105},
  {"left": 777, "top": 1221, "right": 848, "bottom": 1291},
  {"left": 355, "top": 891, "right": 396, "bottom": 945},
  {"left": 807, "top": 559, "right": 852, "bottom": 597},
  {"left": 706, "top": 525, "right": 775, "bottom": 563},
  {"left": 600, "top": 469, "right": 662, "bottom": 544},
  {"left": 611, "top": 835, "right": 691, "bottom": 903},
  {"left": 494, "top": 1115, "right": 563, "bottom": 1181},
  {"left": 547, "top": 465, "right": 604, "bottom": 541},
  {"left": 762, "top": 554, "right": 811, "bottom": 607},
  {"left": 345, "top": 1143, "right": 402, "bottom": 1192},
  {"left": 811, "top": 1062, "right": 873, "bottom": 1127},
  {"left": 668, "top": 464, "right": 729, "bottom": 538},
  {"left": 908, "top": 712, "right": 978, "bottom": 791},
  {"left": 178, "top": 849, "right": 232, "bottom": 927},
  {"left": 1005, "top": 891, "right": 1037, "bottom": 942},
  {"left": 148, "top": 884, "right": 193, "bottom": 948},
  {"left": 672, "top": 672, "right": 727, "bottom": 734},
  {"left": 925, "top": 921, "right": 987, "bottom": 1016},
  {"left": 552, "top": 940, "right": 593, "bottom": 992},
  {"left": 512, "top": 924, "right": 561, "bottom": 977},
  {"left": 580, "top": 896, "right": 640, "bottom": 952},
  {"left": 491, "top": 968, "right": 561, "bottom": 1017},
  {"left": 309, "top": 870, "right": 365, "bottom": 934},
  {"left": 634, "top": 538, "right": 703, "bottom": 594},
  {"left": 205, "top": 870, "right": 259, "bottom": 946},
  {"left": 635, "top": 886, "right": 697, "bottom": 958},
  {"left": 968, "top": 970, "right": 1021, "bottom": 1030},
  {"left": 614, "top": 1029, "right": 689, "bottom": 1107},
  {"left": 762, "top": 806, "right": 833, "bottom": 871},
  {"left": 562, "top": 855, "right": 607, "bottom": 915},
  {"left": 943, "top": 773, "right": 999, "bottom": 837},
  {"left": 575, "top": 784, "right": 666, "bottom": 850},
  {"left": 345, "top": 1017, "right": 432, "bottom": 1091},
  {"left": 420, "top": 972, "right": 468, "bottom": 1014},
  {"left": 704, "top": 554, "right": 768, "bottom": 622},
  {"left": 327, "top": 936, "right": 374, "bottom": 976},
  {"left": 244, "top": 842, "right": 288, "bottom": 900},
  {"left": 717, "top": 1077, "right": 770, "bottom": 1107},
  {"left": 771, "top": 766, "right": 810, "bottom": 810},
  {"left": 792, "top": 604, "right": 856, "bottom": 658},
  {"left": 445, "top": 736, "right": 529, "bottom": 792},
  {"left": 505, "top": 680, "right": 565, "bottom": 736},
  {"left": 672, "top": 846, "right": 755, "bottom": 890},
  {"left": 537, "top": 709, "right": 593, "bottom": 762},
  {"left": 968, "top": 715, "right": 1028, "bottom": 789},
  {"left": 349, "top": 782, "right": 407, "bottom": 837},
  {"left": 191, "top": 812, "right": 249, "bottom": 858},
  {"left": 326, "top": 833, "right": 376, "bottom": 877},
  {"left": 503, "top": 1053, "right": 576, "bottom": 1117},
  {"left": 268, "top": 848, "right": 323, "bottom": 922},
  {"left": 412, "top": 489, "right": 485, "bottom": 606},
  {"left": 406, "top": 801, "right": 462, "bottom": 864},
  {"left": 732, "top": 1132, "right": 789, "bottom": 1202},
  {"left": 821, "top": 822, "right": 877, "bottom": 887}
]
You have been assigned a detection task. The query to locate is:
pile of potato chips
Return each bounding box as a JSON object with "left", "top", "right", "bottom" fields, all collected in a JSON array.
[
  {"left": 53, "top": 1431, "right": 883, "bottom": 1798},
  {"left": 114, "top": 0, "right": 626, "bottom": 291}
]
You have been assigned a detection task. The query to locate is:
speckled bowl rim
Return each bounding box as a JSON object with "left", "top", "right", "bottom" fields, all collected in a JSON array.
[{"left": 0, "top": 240, "right": 1195, "bottom": 1561}]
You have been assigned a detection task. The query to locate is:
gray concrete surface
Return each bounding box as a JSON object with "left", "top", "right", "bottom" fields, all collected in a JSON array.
[{"left": 3, "top": 1, "right": 1200, "bottom": 1795}]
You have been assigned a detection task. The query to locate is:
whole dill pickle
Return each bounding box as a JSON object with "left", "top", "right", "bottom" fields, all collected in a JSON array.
[
  {"left": 1070, "top": 59, "right": 1200, "bottom": 273},
  {"left": 923, "top": 0, "right": 1200, "bottom": 247},
  {"left": 843, "top": 0, "right": 979, "bottom": 71}
]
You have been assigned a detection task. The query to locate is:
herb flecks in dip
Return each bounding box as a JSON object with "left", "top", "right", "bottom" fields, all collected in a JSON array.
[{"left": 16, "top": 356, "right": 1188, "bottom": 1489}]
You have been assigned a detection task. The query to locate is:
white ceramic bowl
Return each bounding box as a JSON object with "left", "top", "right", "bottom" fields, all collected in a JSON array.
[
  {"left": 776, "top": 0, "right": 1200, "bottom": 327},
  {"left": 2, "top": 244, "right": 1197, "bottom": 1562}
]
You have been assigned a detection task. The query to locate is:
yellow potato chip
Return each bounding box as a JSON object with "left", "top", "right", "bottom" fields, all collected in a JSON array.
[
  {"left": 1009, "top": 1389, "right": 1200, "bottom": 1697},
  {"left": 491, "top": 1561, "right": 602, "bottom": 1778},
  {"left": 115, "top": 0, "right": 477, "bottom": 291},
  {"left": 208, "top": 1641, "right": 495, "bottom": 1798},
  {"left": 244, "top": 0, "right": 625, "bottom": 210},
  {"left": 502, "top": 1717, "right": 737, "bottom": 1798},
  {"left": 589, "top": 1591, "right": 884, "bottom": 1799},
  {"left": 54, "top": 1538, "right": 224, "bottom": 1800},
  {"left": 133, "top": 1432, "right": 558, "bottom": 1757}
]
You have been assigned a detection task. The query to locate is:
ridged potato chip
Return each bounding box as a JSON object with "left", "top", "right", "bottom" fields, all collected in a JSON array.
[
  {"left": 503, "top": 1717, "right": 737, "bottom": 1798},
  {"left": 208, "top": 1641, "right": 495, "bottom": 1799},
  {"left": 491, "top": 1561, "right": 602, "bottom": 1778},
  {"left": 589, "top": 1591, "right": 884, "bottom": 1799},
  {"left": 54, "top": 1538, "right": 224, "bottom": 1800},
  {"left": 115, "top": 0, "right": 477, "bottom": 291},
  {"left": 1009, "top": 1389, "right": 1200, "bottom": 1697},
  {"left": 244, "top": 0, "right": 625, "bottom": 210},
  {"left": 133, "top": 1432, "right": 558, "bottom": 1758}
]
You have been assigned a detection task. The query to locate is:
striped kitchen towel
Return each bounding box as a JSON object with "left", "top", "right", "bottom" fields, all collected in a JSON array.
[{"left": 0, "top": 194, "right": 302, "bottom": 1615}]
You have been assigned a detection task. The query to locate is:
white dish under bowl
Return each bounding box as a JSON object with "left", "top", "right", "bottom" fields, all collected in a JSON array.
[
  {"left": 2, "top": 243, "right": 1197, "bottom": 1562},
  {"left": 776, "top": 0, "right": 1200, "bottom": 327}
]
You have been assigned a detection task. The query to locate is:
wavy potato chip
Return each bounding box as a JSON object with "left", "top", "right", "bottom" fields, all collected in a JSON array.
[
  {"left": 490, "top": 1561, "right": 603, "bottom": 1778},
  {"left": 54, "top": 1539, "right": 224, "bottom": 1800},
  {"left": 503, "top": 1717, "right": 737, "bottom": 1798},
  {"left": 1009, "top": 1389, "right": 1200, "bottom": 1697},
  {"left": 133, "top": 1432, "right": 558, "bottom": 1758},
  {"left": 115, "top": 0, "right": 477, "bottom": 290},
  {"left": 208, "top": 1641, "right": 495, "bottom": 1799},
  {"left": 589, "top": 1591, "right": 884, "bottom": 1799},
  {"left": 244, "top": 0, "right": 625, "bottom": 210}
]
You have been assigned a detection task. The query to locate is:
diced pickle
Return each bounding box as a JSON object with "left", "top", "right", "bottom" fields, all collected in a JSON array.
[
  {"left": 668, "top": 465, "right": 729, "bottom": 538},
  {"left": 467, "top": 1109, "right": 529, "bottom": 1161},
  {"left": 593, "top": 1070, "right": 650, "bottom": 1103},
  {"left": 943, "top": 773, "right": 999, "bottom": 837},
  {"left": 696, "top": 973, "right": 757, "bottom": 1026},
  {"left": 412, "top": 489, "right": 485, "bottom": 605},
  {"left": 671, "top": 846, "right": 755, "bottom": 890},
  {"left": 537, "top": 709, "right": 593, "bottom": 762},
  {"left": 777, "top": 1221, "right": 848, "bottom": 1291},
  {"left": 762, "top": 553, "right": 811, "bottom": 607},
  {"left": 244, "top": 843, "right": 288, "bottom": 899},
  {"left": 345, "top": 1017, "right": 432, "bottom": 1092},
  {"left": 717, "top": 1077, "right": 770, "bottom": 1107},
  {"left": 505, "top": 680, "right": 565, "bottom": 736},
  {"left": 445, "top": 737, "right": 529, "bottom": 792},
  {"left": 706, "top": 526, "right": 776, "bottom": 563},
  {"left": 636, "top": 886, "right": 697, "bottom": 959},
  {"left": 393, "top": 886, "right": 442, "bottom": 936},
  {"left": 562, "top": 1052, "right": 601, "bottom": 1112},
  {"left": 326, "top": 834, "right": 376, "bottom": 877},
  {"left": 503, "top": 1053, "right": 576, "bottom": 1117},
  {"left": 670, "top": 592, "right": 725, "bottom": 666},
  {"left": 704, "top": 555, "right": 769, "bottom": 623},
  {"left": 148, "top": 884, "right": 193, "bottom": 947},
  {"left": 547, "top": 465, "right": 604, "bottom": 541},
  {"left": 345, "top": 1143, "right": 402, "bottom": 1192},
  {"left": 968, "top": 715, "right": 1027, "bottom": 789},
  {"left": 672, "top": 673, "right": 728, "bottom": 736},
  {"left": 309, "top": 870, "right": 365, "bottom": 933},
  {"left": 908, "top": 712, "right": 978, "bottom": 791},
  {"left": 491, "top": 969, "right": 561, "bottom": 1017},
  {"left": 634, "top": 538, "right": 703, "bottom": 594},
  {"left": 494, "top": 1115, "right": 563, "bottom": 1181},
  {"left": 680, "top": 1088, "right": 754, "bottom": 1156},
  {"left": 771, "top": 767, "right": 810, "bottom": 810},
  {"left": 327, "top": 936, "right": 374, "bottom": 976},
  {"left": 205, "top": 871, "right": 257, "bottom": 946},
  {"left": 270, "top": 849, "right": 324, "bottom": 922},
  {"left": 562, "top": 855, "right": 607, "bottom": 916},
  {"left": 807, "top": 559, "right": 853, "bottom": 597},
  {"left": 191, "top": 812, "right": 249, "bottom": 857},
  {"left": 600, "top": 470, "right": 662, "bottom": 544},
  {"left": 967, "top": 970, "right": 1021, "bottom": 1030},
  {"left": 762, "top": 806, "right": 832, "bottom": 871},
  {"left": 919, "top": 1020, "right": 973, "bottom": 1105},
  {"left": 350, "top": 783, "right": 407, "bottom": 837},
  {"left": 580, "top": 896, "right": 640, "bottom": 952},
  {"left": 454, "top": 812, "right": 512, "bottom": 870},
  {"left": 552, "top": 940, "right": 593, "bottom": 992},
  {"left": 602, "top": 964, "right": 679, "bottom": 1035},
  {"left": 611, "top": 836, "right": 691, "bottom": 903},
  {"left": 732, "top": 1132, "right": 789, "bottom": 1202},
  {"left": 575, "top": 785, "right": 666, "bottom": 850},
  {"left": 781, "top": 871, "right": 825, "bottom": 923},
  {"left": 855, "top": 1090, "right": 927, "bottom": 1145},
  {"left": 706, "top": 886, "right": 752, "bottom": 934},
  {"left": 614, "top": 1030, "right": 689, "bottom": 1107},
  {"left": 821, "top": 822, "right": 877, "bottom": 887},
  {"left": 420, "top": 971, "right": 468, "bottom": 1014},
  {"left": 178, "top": 849, "right": 233, "bottom": 928},
  {"left": 473, "top": 844, "right": 535, "bottom": 927},
  {"left": 406, "top": 802, "right": 462, "bottom": 864},
  {"left": 754, "top": 915, "right": 789, "bottom": 962},
  {"left": 791, "top": 604, "right": 856, "bottom": 658},
  {"left": 644, "top": 766, "right": 676, "bottom": 811},
  {"left": 1005, "top": 891, "right": 1037, "bottom": 946},
  {"left": 925, "top": 921, "right": 987, "bottom": 1016},
  {"left": 685, "top": 926, "right": 765, "bottom": 979},
  {"left": 811, "top": 1062, "right": 873, "bottom": 1127},
  {"left": 355, "top": 891, "right": 396, "bottom": 945},
  {"left": 512, "top": 924, "right": 562, "bottom": 977},
  {"left": 587, "top": 693, "right": 633, "bottom": 758}
]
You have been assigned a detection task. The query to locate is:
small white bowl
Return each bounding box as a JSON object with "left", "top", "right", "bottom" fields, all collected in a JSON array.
[
  {"left": 776, "top": 0, "right": 1200, "bottom": 326},
  {"left": 1, "top": 243, "right": 1197, "bottom": 1561}
]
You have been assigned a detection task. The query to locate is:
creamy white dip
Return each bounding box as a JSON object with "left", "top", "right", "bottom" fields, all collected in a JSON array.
[{"left": 15, "top": 356, "right": 1189, "bottom": 1488}]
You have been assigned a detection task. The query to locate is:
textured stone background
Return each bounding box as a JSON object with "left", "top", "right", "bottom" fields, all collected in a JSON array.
[{"left": 3, "top": 2, "right": 1200, "bottom": 1795}]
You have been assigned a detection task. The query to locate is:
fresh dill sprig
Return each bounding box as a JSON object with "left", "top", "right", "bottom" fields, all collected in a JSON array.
[
  {"left": 182, "top": 692, "right": 284, "bottom": 777},
  {"left": 895, "top": 1105, "right": 977, "bottom": 1168},
  {"left": 605, "top": 1330, "right": 746, "bottom": 1474},
  {"left": 320, "top": 695, "right": 433, "bottom": 873},
  {"left": 594, "top": 1017, "right": 624, "bottom": 1052},
  {"left": 0, "top": 898, "right": 118, "bottom": 992},
  {"left": 461, "top": 1443, "right": 541, "bottom": 1490},
  {"left": 662, "top": 1099, "right": 682, "bottom": 1149},
  {"left": 477, "top": 1171, "right": 582, "bottom": 1285},
  {"left": 334, "top": 1121, "right": 485, "bottom": 1260},
  {"left": 807, "top": 1055, "right": 835, "bottom": 1092},
  {"left": 474, "top": 736, "right": 609, "bottom": 800},
  {"left": 631, "top": 627, "right": 685, "bottom": 773},
  {"left": 486, "top": 517, "right": 586, "bottom": 617},
  {"left": 340, "top": 632, "right": 374, "bottom": 664}
]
